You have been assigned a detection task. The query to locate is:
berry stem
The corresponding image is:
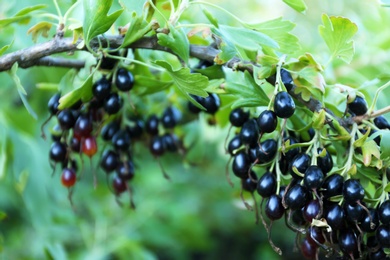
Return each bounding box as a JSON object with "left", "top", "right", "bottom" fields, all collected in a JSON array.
[
  {"left": 367, "top": 80, "right": 390, "bottom": 115},
  {"left": 340, "top": 123, "right": 358, "bottom": 179}
]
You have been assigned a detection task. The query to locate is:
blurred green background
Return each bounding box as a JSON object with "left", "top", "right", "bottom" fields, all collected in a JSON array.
[{"left": 1, "top": 0, "right": 390, "bottom": 259}]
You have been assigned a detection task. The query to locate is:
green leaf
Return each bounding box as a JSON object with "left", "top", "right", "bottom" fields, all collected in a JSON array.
[
  {"left": 202, "top": 8, "right": 219, "bottom": 28},
  {"left": 216, "top": 25, "right": 279, "bottom": 52},
  {"left": 15, "top": 170, "right": 29, "bottom": 194},
  {"left": 282, "top": 0, "right": 307, "bottom": 13},
  {"left": 312, "top": 110, "right": 326, "bottom": 130},
  {"left": 318, "top": 14, "right": 358, "bottom": 64},
  {"left": 225, "top": 71, "right": 269, "bottom": 108},
  {"left": 134, "top": 75, "right": 172, "bottom": 95},
  {"left": 0, "top": 39, "right": 14, "bottom": 56},
  {"left": 58, "top": 73, "right": 94, "bottom": 109},
  {"left": 214, "top": 39, "right": 236, "bottom": 64},
  {"left": 247, "top": 18, "right": 300, "bottom": 54},
  {"left": 193, "top": 65, "right": 225, "bottom": 80},
  {"left": 83, "top": 0, "right": 123, "bottom": 48},
  {"left": 120, "top": 13, "right": 152, "bottom": 48},
  {"left": 378, "top": 130, "right": 390, "bottom": 160},
  {"left": 361, "top": 140, "right": 380, "bottom": 167},
  {"left": 27, "top": 21, "right": 52, "bottom": 42},
  {"left": 157, "top": 25, "right": 190, "bottom": 64},
  {"left": 8, "top": 63, "right": 37, "bottom": 119},
  {"left": 0, "top": 212, "right": 6, "bottom": 221},
  {"left": 15, "top": 4, "right": 47, "bottom": 16},
  {"left": 153, "top": 60, "right": 208, "bottom": 101},
  {"left": 0, "top": 4, "right": 46, "bottom": 27}
]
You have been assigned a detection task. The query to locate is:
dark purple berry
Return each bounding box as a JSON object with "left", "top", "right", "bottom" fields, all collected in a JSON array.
[
  {"left": 104, "top": 93, "right": 122, "bottom": 114},
  {"left": 265, "top": 194, "right": 285, "bottom": 220},
  {"left": 321, "top": 174, "right": 344, "bottom": 199},
  {"left": 57, "top": 109, "right": 76, "bottom": 130},
  {"left": 257, "top": 110, "right": 277, "bottom": 133},
  {"left": 115, "top": 68, "right": 134, "bottom": 92},
  {"left": 379, "top": 200, "right": 390, "bottom": 225},
  {"left": 376, "top": 224, "right": 390, "bottom": 248},
  {"left": 232, "top": 151, "right": 251, "bottom": 179},
  {"left": 256, "top": 171, "right": 276, "bottom": 198},
  {"left": 100, "top": 150, "right": 119, "bottom": 173},
  {"left": 374, "top": 115, "right": 390, "bottom": 130},
  {"left": 348, "top": 95, "right": 368, "bottom": 116},
  {"left": 49, "top": 141, "right": 67, "bottom": 162},
  {"left": 145, "top": 115, "right": 159, "bottom": 136},
  {"left": 284, "top": 184, "right": 309, "bottom": 210},
  {"left": 343, "top": 179, "right": 365, "bottom": 203},
  {"left": 239, "top": 119, "right": 259, "bottom": 148},
  {"left": 48, "top": 92, "right": 61, "bottom": 115},
  {"left": 274, "top": 91, "right": 295, "bottom": 118},
  {"left": 116, "top": 160, "right": 135, "bottom": 180},
  {"left": 227, "top": 135, "right": 242, "bottom": 155},
  {"left": 289, "top": 153, "right": 311, "bottom": 179},
  {"left": 303, "top": 165, "right": 324, "bottom": 190},
  {"left": 229, "top": 108, "right": 250, "bottom": 127},
  {"left": 92, "top": 76, "right": 111, "bottom": 100},
  {"left": 316, "top": 148, "right": 333, "bottom": 174}
]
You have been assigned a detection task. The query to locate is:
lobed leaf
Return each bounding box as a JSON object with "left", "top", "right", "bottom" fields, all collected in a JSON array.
[
  {"left": 318, "top": 14, "right": 358, "bottom": 64},
  {"left": 58, "top": 73, "right": 94, "bottom": 110},
  {"left": 27, "top": 21, "right": 52, "bottom": 43},
  {"left": 282, "top": 0, "right": 307, "bottom": 13},
  {"left": 157, "top": 25, "right": 190, "bottom": 64},
  {"left": 120, "top": 13, "right": 152, "bottom": 48}
]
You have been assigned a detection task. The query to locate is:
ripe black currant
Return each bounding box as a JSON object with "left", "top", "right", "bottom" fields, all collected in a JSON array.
[
  {"left": 73, "top": 114, "right": 93, "bottom": 139},
  {"left": 239, "top": 119, "right": 259, "bottom": 148},
  {"left": 265, "top": 194, "right": 285, "bottom": 220},
  {"left": 49, "top": 141, "right": 67, "bottom": 162},
  {"left": 126, "top": 118, "right": 144, "bottom": 138},
  {"left": 187, "top": 95, "right": 203, "bottom": 114},
  {"left": 232, "top": 151, "right": 251, "bottom": 179},
  {"left": 100, "top": 150, "right": 119, "bottom": 173},
  {"left": 344, "top": 202, "right": 364, "bottom": 223},
  {"left": 227, "top": 135, "right": 242, "bottom": 155},
  {"left": 256, "top": 110, "right": 277, "bottom": 133},
  {"left": 283, "top": 136, "right": 300, "bottom": 161},
  {"left": 376, "top": 224, "right": 390, "bottom": 248},
  {"left": 360, "top": 208, "right": 379, "bottom": 232},
  {"left": 161, "top": 106, "right": 180, "bottom": 129},
  {"left": 289, "top": 153, "right": 311, "bottom": 179},
  {"left": 301, "top": 237, "right": 318, "bottom": 260},
  {"left": 203, "top": 93, "right": 220, "bottom": 114},
  {"left": 343, "top": 179, "right": 365, "bottom": 203},
  {"left": 316, "top": 148, "right": 333, "bottom": 174},
  {"left": 101, "top": 121, "right": 120, "bottom": 141},
  {"left": 57, "top": 109, "right": 76, "bottom": 130},
  {"left": 374, "top": 115, "right": 390, "bottom": 129},
  {"left": 229, "top": 108, "right": 250, "bottom": 127},
  {"left": 255, "top": 139, "right": 277, "bottom": 163},
  {"left": 150, "top": 135, "right": 166, "bottom": 157},
  {"left": 256, "top": 171, "right": 276, "bottom": 198},
  {"left": 323, "top": 202, "right": 345, "bottom": 230},
  {"left": 48, "top": 92, "right": 61, "bottom": 115},
  {"left": 379, "top": 200, "right": 390, "bottom": 225},
  {"left": 104, "top": 93, "right": 122, "bottom": 115},
  {"left": 116, "top": 160, "right": 135, "bottom": 181},
  {"left": 162, "top": 133, "right": 179, "bottom": 152},
  {"left": 303, "top": 165, "right": 324, "bottom": 190},
  {"left": 112, "top": 175, "right": 127, "bottom": 195},
  {"left": 321, "top": 174, "right": 344, "bottom": 199},
  {"left": 92, "top": 76, "right": 111, "bottom": 100},
  {"left": 338, "top": 229, "right": 358, "bottom": 256},
  {"left": 348, "top": 95, "right": 368, "bottom": 116},
  {"left": 303, "top": 199, "right": 321, "bottom": 222},
  {"left": 112, "top": 129, "right": 131, "bottom": 151},
  {"left": 241, "top": 171, "right": 257, "bottom": 193},
  {"left": 280, "top": 68, "right": 294, "bottom": 92},
  {"left": 274, "top": 91, "right": 295, "bottom": 118},
  {"left": 115, "top": 68, "right": 134, "bottom": 92},
  {"left": 284, "top": 184, "right": 309, "bottom": 210},
  {"left": 99, "top": 49, "right": 119, "bottom": 70},
  {"left": 145, "top": 114, "right": 160, "bottom": 136}
]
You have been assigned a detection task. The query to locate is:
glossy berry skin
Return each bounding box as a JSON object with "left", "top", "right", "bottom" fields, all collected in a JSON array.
[
  {"left": 343, "top": 179, "right": 365, "bottom": 203},
  {"left": 265, "top": 194, "right": 285, "bottom": 220},
  {"left": 229, "top": 108, "right": 250, "bottom": 127},
  {"left": 112, "top": 175, "right": 127, "bottom": 195},
  {"left": 256, "top": 110, "right": 277, "bottom": 133},
  {"left": 49, "top": 141, "right": 67, "bottom": 162},
  {"left": 303, "top": 166, "right": 324, "bottom": 190},
  {"left": 301, "top": 237, "right": 317, "bottom": 260},
  {"left": 187, "top": 95, "right": 203, "bottom": 114},
  {"left": 61, "top": 168, "right": 77, "bottom": 187},
  {"left": 92, "top": 76, "right": 111, "bottom": 100},
  {"left": 306, "top": 226, "right": 325, "bottom": 246},
  {"left": 369, "top": 249, "right": 387, "bottom": 260},
  {"left": 57, "top": 109, "right": 76, "bottom": 130},
  {"left": 344, "top": 202, "right": 364, "bottom": 223},
  {"left": 116, "top": 160, "right": 135, "bottom": 181},
  {"left": 104, "top": 93, "right": 122, "bottom": 115},
  {"left": 241, "top": 171, "right": 257, "bottom": 193},
  {"left": 48, "top": 92, "right": 61, "bottom": 115},
  {"left": 379, "top": 200, "right": 390, "bottom": 225},
  {"left": 303, "top": 200, "right": 321, "bottom": 223},
  {"left": 150, "top": 136, "right": 166, "bottom": 157},
  {"left": 232, "top": 151, "right": 251, "bottom": 179},
  {"left": 289, "top": 153, "right": 311, "bottom": 179},
  {"left": 100, "top": 150, "right": 119, "bottom": 173},
  {"left": 284, "top": 184, "right": 309, "bottom": 210},
  {"left": 348, "top": 96, "right": 368, "bottom": 116},
  {"left": 203, "top": 93, "right": 220, "bottom": 114},
  {"left": 99, "top": 49, "right": 119, "bottom": 70},
  {"left": 227, "top": 135, "right": 242, "bottom": 155},
  {"left": 256, "top": 171, "right": 276, "bottom": 198},
  {"left": 162, "top": 133, "right": 179, "bottom": 152},
  {"left": 281, "top": 68, "right": 294, "bottom": 92},
  {"left": 115, "top": 68, "right": 134, "bottom": 92},
  {"left": 324, "top": 203, "right": 345, "bottom": 230},
  {"left": 145, "top": 115, "right": 159, "bottom": 136},
  {"left": 274, "top": 91, "right": 295, "bottom": 118},
  {"left": 374, "top": 115, "right": 390, "bottom": 129},
  {"left": 239, "top": 119, "right": 259, "bottom": 148},
  {"left": 376, "top": 224, "right": 390, "bottom": 248},
  {"left": 338, "top": 229, "right": 358, "bottom": 256},
  {"left": 255, "top": 139, "right": 277, "bottom": 163},
  {"left": 81, "top": 136, "right": 98, "bottom": 157},
  {"left": 360, "top": 208, "right": 379, "bottom": 232},
  {"left": 101, "top": 121, "right": 120, "bottom": 141},
  {"left": 283, "top": 136, "right": 300, "bottom": 161},
  {"left": 316, "top": 148, "right": 333, "bottom": 174},
  {"left": 126, "top": 119, "right": 144, "bottom": 138},
  {"left": 112, "top": 130, "right": 131, "bottom": 151},
  {"left": 73, "top": 114, "right": 93, "bottom": 139},
  {"left": 70, "top": 137, "right": 80, "bottom": 152},
  {"left": 161, "top": 106, "right": 179, "bottom": 129},
  {"left": 321, "top": 174, "right": 344, "bottom": 199}
]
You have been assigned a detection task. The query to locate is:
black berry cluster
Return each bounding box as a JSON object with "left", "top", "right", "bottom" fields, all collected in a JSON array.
[{"left": 225, "top": 69, "right": 390, "bottom": 259}]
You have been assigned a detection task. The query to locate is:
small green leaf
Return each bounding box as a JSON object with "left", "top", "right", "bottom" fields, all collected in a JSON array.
[
  {"left": 157, "top": 25, "right": 190, "bottom": 63},
  {"left": 318, "top": 14, "right": 358, "bottom": 64},
  {"left": 283, "top": 0, "right": 307, "bottom": 13},
  {"left": 83, "top": 0, "right": 123, "bottom": 48},
  {"left": 202, "top": 8, "right": 219, "bottom": 28},
  {"left": 15, "top": 4, "right": 47, "bottom": 16},
  {"left": 361, "top": 140, "right": 381, "bottom": 167},
  {"left": 0, "top": 39, "right": 14, "bottom": 56},
  {"left": 354, "top": 128, "right": 370, "bottom": 148},
  {"left": 0, "top": 4, "right": 46, "bottom": 27},
  {"left": 294, "top": 86, "right": 312, "bottom": 101},
  {"left": 120, "top": 13, "right": 152, "bottom": 48},
  {"left": 134, "top": 75, "right": 172, "bottom": 95},
  {"left": 193, "top": 65, "right": 225, "bottom": 79},
  {"left": 58, "top": 73, "right": 94, "bottom": 109},
  {"left": 27, "top": 21, "right": 52, "bottom": 42},
  {"left": 8, "top": 63, "right": 37, "bottom": 119},
  {"left": 312, "top": 110, "right": 326, "bottom": 130},
  {"left": 153, "top": 60, "right": 208, "bottom": 101}
]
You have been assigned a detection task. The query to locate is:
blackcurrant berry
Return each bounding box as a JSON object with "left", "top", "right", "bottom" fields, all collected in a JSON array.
[
  {"left": 150, "top": 135, "right": 166, "bottom": 157},
  {"left": 57, "top": 109, "right": 76, "bottom": 130},
  {"left": 303, "top": 165, "right": 324, "bottom": 190},
  {"left": 316, "top": 148, "right": 333, "bottom": 175},
  {"left": 101, "top": 121, "right": 120, "bottom": 141},
  {"left": 338, "top": 229, "right": 358, "bottom": 256},
  {"left": 232, "top": 151, "right": 251, "bottom": 179},
  {"left": 376, "top": 224, "right": 390, "bottom": 248},
  {"left": 379, "top": 200, "right": 390, "bottom": 225},
  {"left": 281, "top": 68, "right": 294, "bottom": 92},
  {"left": 301, "top": 237, "right": 317, "bottom": 260},
  {"left": 161, "top": 106, "right": 180, "bottom": 129},
  {"left": 265, "top": 194, "right": 285, "bottom": 220},
  {"left": 303, "top": 199, "right": 321, "bottom": 222},
  {"left": 321, "top": 174, "right": 344, "bottom": 199},
  {"left": 92, "top": 76, "right": 111, "bottom": 100},
  {"left": 274, "top": 91, "right": 295, "bottom": 118},
  {"left": 257, "top": 110, "right": 277, "bottom": 133},
  {"left": 229, "top": 108, "right": 250, "bottom": 127},
  {"left": 369, "top": 248, "right": 387, "bottom": 260},
  {"left": 48, "top": 92, "right": 61, "bottom": 115},
  {"left": 227, "top": 135, "right": 242, "bottom": 155},
  {"left": 241, "top": 171, "right": 257, "bottom": 193},
  {"left": 49, "top": 141, "right": 67, "bottom": 162},
  {"left": 343, "top": 179, "right": 365, "bottom": 203},
  {"left": 255, "top": 139, "right": 277, "bottom": 163},
  {"left": 73, "top": 114, "right": 93, "bottom": 139},
  {"left": 289, "top": 153, "right": 311, "bottom": 179},
  {"left": 99, "top": 49, "right": 119, "bottom": 70},
  {"left": 306, "top": 226, "right": 325, "bottom": 246},
  {"left": 344, "top": 202, "right": 364, "bottom": 223},
  {"left": 112, "top": 129, "right": 131, "bottom": 151},
  {"left": 323, "top": 202, "right": 345, "bottom": 230},
  {"left": 70, "top": 137, "right": 80, "bottom": 152},
  {"left": 116, "top": 160, "right": 135, "bottom": 181},
  {"left": 203, "top": 93, "right": 220, "bottom": 114},
  {"left": 360, "top": 208, "right": 379, "bottom": 232},
  {"left": 256, "top": 171, "right": 276, "bottom": 198},
  {"left": 104, "top": 93, "right": 122, "bottom": 114},
  {"left": 284, "top": 184, "right": 309, "bottom": 210},
  {"left": 126, "top": 118, "right": 144, "bottom": 138},
  {"left": 100, "top": 150, "right": 119, "bottom": 173},
  {"left": 162, "top": 133, "right": 179, "bottom": 152},
  {"left": 374, "top": 115, "right": 390, "bottom": 130},
  {"left": 145, "top": 114, "right": 160, "bottom": 136},
  {"left": 348, "top": 95, "right": 368, "bottom": 116},
  {"left": 61, "top": 168, "right": 77, "bottom": 187},
  {"left": 115, "top": 68, "right": 134, "bottom": 92},
  {"left": 283, "top": 136, "right": 300, "bottom": 161},
  {"left": 188, "top": 95, "right": 204, "bottom": 114},
  {"left": 239, "top": 119, "right": 259, "bottom": 148},
  {"left": 112, "top": 175, "right": 127, "bottom": 195}
]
